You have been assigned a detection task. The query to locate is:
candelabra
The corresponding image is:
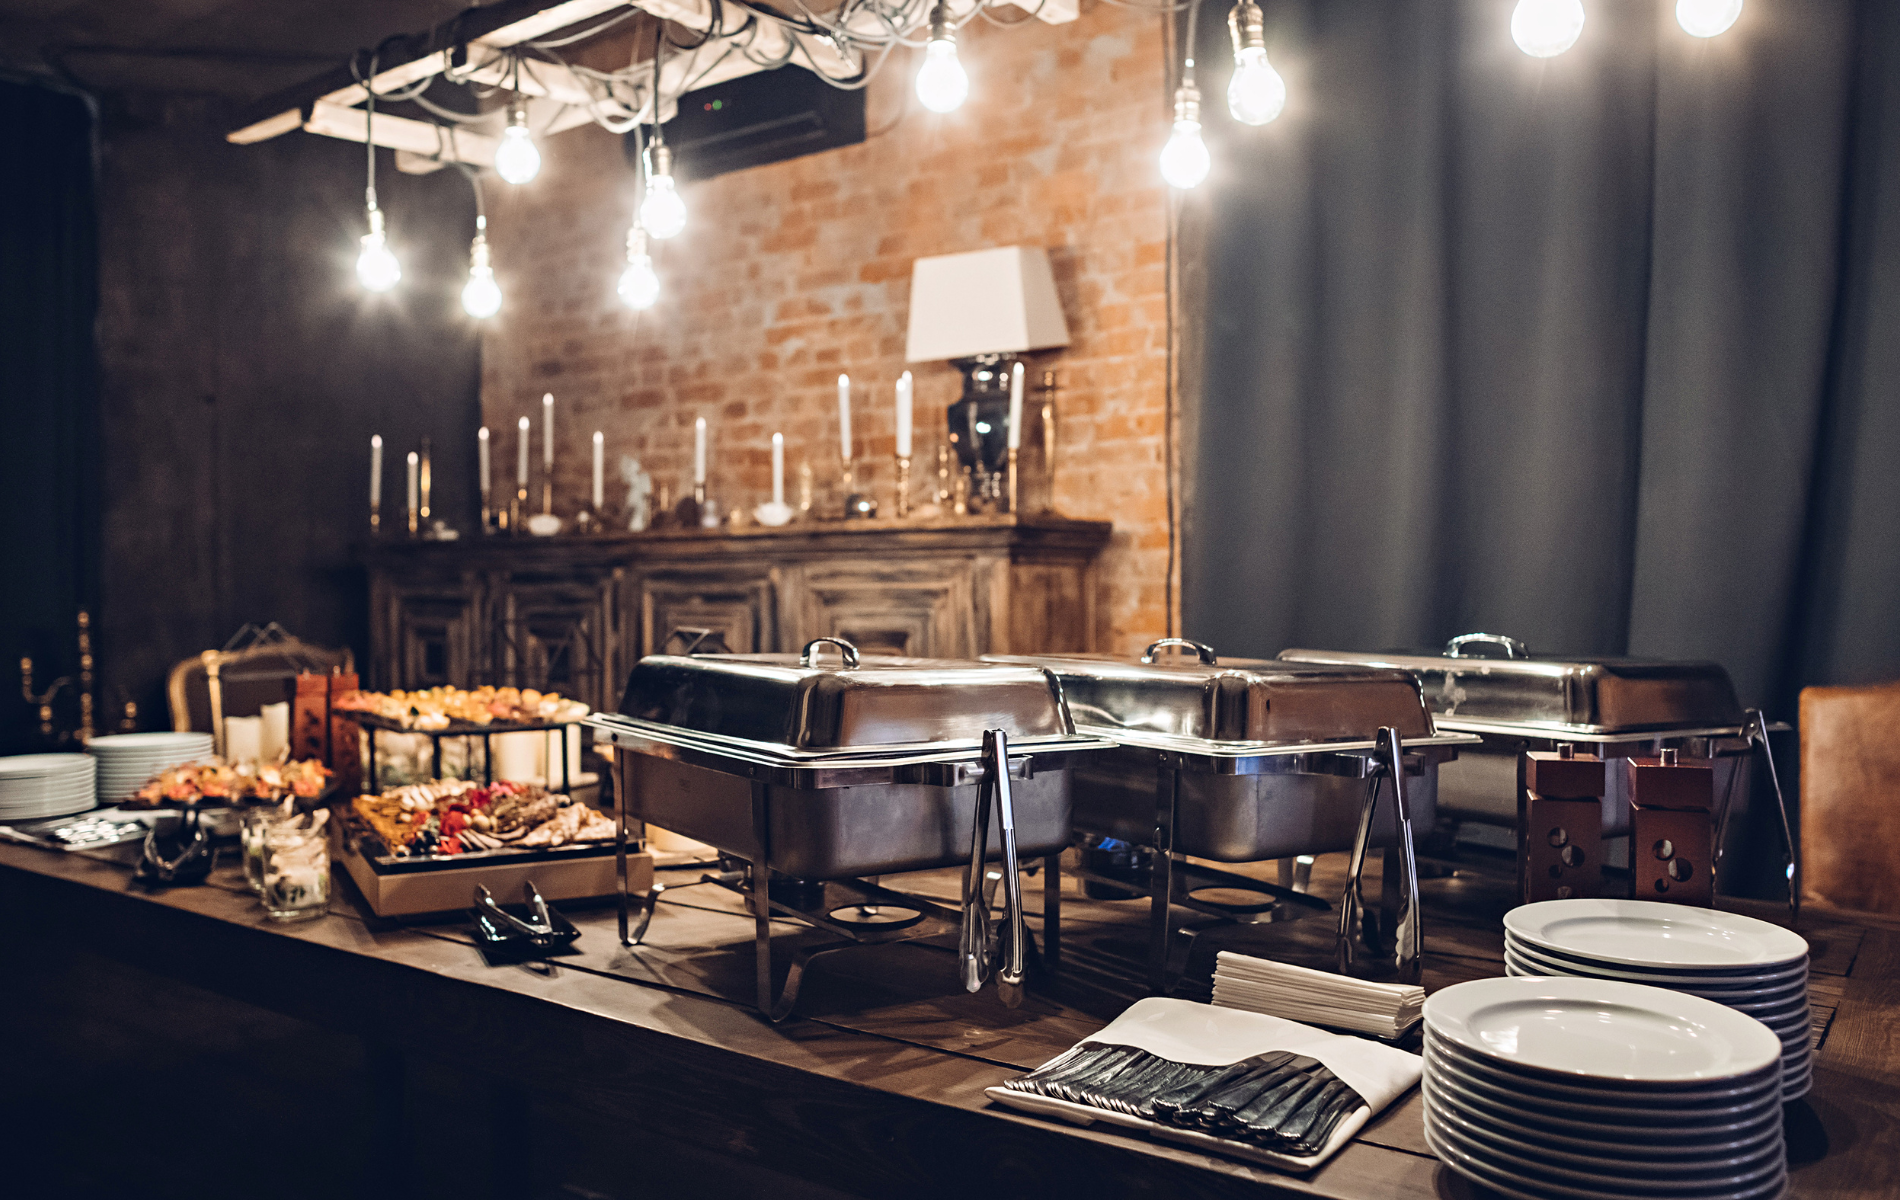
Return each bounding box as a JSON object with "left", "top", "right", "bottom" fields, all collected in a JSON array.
[
  {"left": 1006, "top": 447, "right": 1020, "bottom": 516},
  {"left": 1041, "top": 370, "right": 1060, "bottom": 512}
]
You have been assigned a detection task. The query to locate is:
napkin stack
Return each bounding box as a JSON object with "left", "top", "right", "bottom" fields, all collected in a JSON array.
[{"left": 1212, "top": 951, "right": 1424, "bottom": 1039}]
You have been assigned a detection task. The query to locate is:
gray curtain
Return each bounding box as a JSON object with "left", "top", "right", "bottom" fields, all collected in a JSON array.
[{"left": 1184, "top": 0, "right": 1900, "bottom": 716}]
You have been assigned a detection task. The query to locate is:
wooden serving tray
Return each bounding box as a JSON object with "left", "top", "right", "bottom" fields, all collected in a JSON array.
[{"left": 333, "top": 825, "right": 649, "bottom": 917}]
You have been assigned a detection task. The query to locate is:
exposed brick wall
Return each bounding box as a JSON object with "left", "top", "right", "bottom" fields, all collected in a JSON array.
[{"left": 480, "top": 5, "right": 1172, "bottom": 652}]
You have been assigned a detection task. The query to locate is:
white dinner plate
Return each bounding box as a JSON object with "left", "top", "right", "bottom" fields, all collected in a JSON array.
[
  {"left": 1424, "top": 1089, "right": 1785, "bottom": 1180},
  {"left": 1426, "top": 1109, "right": 1786, "bottom": 1198},
  {"left": 1424, "top": 1118, "right": 1789, "bottom": 1200},
  {"left": 1505, "top": 937, "right": 1808, "bottom": 990},
  {"left": 1505, "top": 900, "right": 1808, "bottom": 971},
  {"left": 1422, "top": 1074, "right": 1784, "bottom": 1160},
  {"left": 1423, "top": 1060, "right": 1788, "bottom": 1146},
  {"left": 1423, "top": 977, "right": 1782, "bottom": 1085},
  {"left": 1501, "top": 952, "right": 1811, "bottom": 1012},
  {"left": 87, "top": 733, "right": 214, "bottom": 748},
  {"left": 1421, "top": 1042, "right": 1782, "bottom": 1124},
  {"left": 1424, "top": 1032, "right": 1781, "bottom": 1105}
]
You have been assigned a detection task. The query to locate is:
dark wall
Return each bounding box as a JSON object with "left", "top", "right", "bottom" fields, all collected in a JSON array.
[
  {"left": 0, "top": 82, "right": 99, "bottom": 754},
  {"left": 94, "top": 99, "right": 482, "bottom": 726}
]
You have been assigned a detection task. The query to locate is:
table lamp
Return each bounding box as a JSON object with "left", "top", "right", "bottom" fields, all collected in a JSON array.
[{"left": 905, "top": 246, "right": 1069, "bottom": 512}]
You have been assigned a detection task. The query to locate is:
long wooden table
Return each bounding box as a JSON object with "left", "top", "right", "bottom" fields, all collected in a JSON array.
[{"left": 1, "top": 839, "right": 1891, "bottom": 1199}]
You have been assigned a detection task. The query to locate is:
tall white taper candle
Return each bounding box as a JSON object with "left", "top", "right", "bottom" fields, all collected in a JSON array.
[
  {"left": 896, "top": 372, "right": 913, "bottom": 459},
  {"left": 369, "top": 435, "right": 383, "bottom": 506},
  {"left": 592, "top": 431, "right": 604, "bottom": 508},
  {"left": 838, "top": 374, "right": 852, "bottom": 461},
  {"left": 542, "top": 393, "right": 554, "bottom": 468},
  {"left": 772, "top": 432, "right": 785, "bottom": 505},
  {"left": 406, "top": 451, "right": 419, "bottom": 515},
  {"left": 517, "top": 416, "right": 530, "bottom": 485},
  {"left": 1007, "top": 361, "right": 1025, "bottom": 451},
  {"left": 477, "top": 426, "right": 490, "bottom": 496},
  {"left": 694, "top": 417, "right": 707, "bottom": 485}
]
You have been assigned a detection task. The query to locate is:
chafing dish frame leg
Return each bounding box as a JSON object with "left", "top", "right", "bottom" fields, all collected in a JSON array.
[
  {"left": 616, "top": 753, "right": 663, "bottom": 947},
  {"left": 1335, "top": 728, "right": 1423, "bottom": 985},
  {"left": 1043, "top": 851, "right": 1062, "bottom": 971},
  {"left": 1147, "top": 759, "right": 1180, "bottom": 995}
]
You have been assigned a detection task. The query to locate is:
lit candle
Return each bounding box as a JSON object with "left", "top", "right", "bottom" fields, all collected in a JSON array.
[
  {"left": 895, "top": 371, "right": 913, "bottom": 459},
  {"left": 477, "top": 426, "right": 490, "bottom": 497},
  {"left": 591, "top": 431, "right": 604, "bottom": 509},
  {"left": 694, "top": 417, "right": 707, "bottom": 485},
  {"left": 406, "top": 451, "right": 419, "bottom": 516},
  {"left": 542, "top": 393, "right": 554, "bottom": 468},
  {"left": 771, "top": 432, "right": 785, "bottom": 505},
  {"left": 517, "top": 415, "right": 530, "bottom": 486},
  {"left": 1007, "top": 361, "right": 1025, "bottom": 451},
  {"left": 838, "top": 373, "right": 852, "bottom": 462},
  {"left": 369, "top": 435, "right": 383, "bottom": 507}
]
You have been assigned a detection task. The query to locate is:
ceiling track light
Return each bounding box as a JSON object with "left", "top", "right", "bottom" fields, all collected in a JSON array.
[
  {"left": 916, "top": 2, "right": 969, "bottom": 114},
  {"left": 1226, "top": 0, "right": 1286, "bottom": 126}
]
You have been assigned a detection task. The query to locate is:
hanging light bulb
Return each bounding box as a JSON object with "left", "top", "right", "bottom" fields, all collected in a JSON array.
[
  {"left": 1226, "top": 1, "right": 1286, "bottom": 127},
  {"left": 356, "top": 199, "right": 401, "bottom": 292},
  {"left": 1511, "top": 0, "right": 1586, "bottom": 58},
  {"left": 1676, "top": 0, "right": 1742, "bottom": 37},
  {"left": 493, "top": 100, "right": 541, "bottom": 185},
  {"left": 618, "top": 226, "right": 660, "bottom": 310},
  {"left": 461, "top": 217, "right": 501, "bottom": 318},
  {"left": 915, "top": 3, "right": 969, "bottom": 114},
  {"left": 639, "top": 143, "right": 687, "bottom": 239},
  {"left": 1159, "top": 73, "right": 1211, "bottom": 189}
]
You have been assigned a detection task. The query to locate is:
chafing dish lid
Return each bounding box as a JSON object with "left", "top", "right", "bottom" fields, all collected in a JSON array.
[
  {"left": 616, "top": 637, "right": 1071, "bottom": 752},
  {"left": 1278, "top": 633, "right": 1745, "bottom": 736},
  {"left": 983, "top": 638, "right": 1436, "bottom": 749}
]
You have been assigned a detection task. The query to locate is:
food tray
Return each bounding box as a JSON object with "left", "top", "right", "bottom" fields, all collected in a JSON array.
[{"left": 332, "top": 819, "right": 645, "bottom": 917}]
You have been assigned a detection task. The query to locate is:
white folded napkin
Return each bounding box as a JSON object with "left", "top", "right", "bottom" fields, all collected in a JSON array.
[
  {"left": 1212, "top": 951, "right": 1424, "bottom": 1039},
  {"left": 985, "top": 997, "right": 1423, "bottom": 1172}
]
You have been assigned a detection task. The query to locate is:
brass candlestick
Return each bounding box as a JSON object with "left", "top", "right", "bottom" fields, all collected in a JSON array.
[
  {"left": 370, "top": 503, "right": 381, "bottom": 536},
  {"left": 1006, "top": 447, "right": 1020, "bottom": 515},
  {"left": 407, "top": 500, "right": 419, "bottom": 537},
  {"left": 541, "top": 479, "right": 552, "bottom": 516},
  {"left": 798, "top": 461, "right": 814, "bottom": 518},
  {"left": 479, "top": 496, "right": 492, "bottom": 534},
  {"left": 1041, "top": 370, "right": 1060, "bottom": 512},
  {"left": 895, "top": 455, "right": 912, "bottom": 519},
  {"left": 512, "top": 485, "right": 528, "bottom": 535},
  {"left": 77, "top": 610, "right": 93, "bottom": 742},
  {"left": 694, "top": 482, "right": 707, "bottom": 507},
  {"left": 934, "top": 440, "right": 951, "bottom": 507}
]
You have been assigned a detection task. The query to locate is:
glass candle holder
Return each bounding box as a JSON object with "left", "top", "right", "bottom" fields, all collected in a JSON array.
[{"left": 261, "top": 811, "right": 331, "bottom": 922}]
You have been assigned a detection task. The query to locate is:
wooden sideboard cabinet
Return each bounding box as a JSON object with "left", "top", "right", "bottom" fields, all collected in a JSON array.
[{"left": 361, "top": 515, "right": 1112, "bottom": 711}]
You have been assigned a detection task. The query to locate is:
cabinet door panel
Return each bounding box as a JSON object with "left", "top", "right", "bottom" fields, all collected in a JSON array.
[
  {"left": 636, "top": 571, "right": 775, "bottom": 660},
  {"left": 494, "top": 578, "right": 616, "bottom": 711},
  {"left": 785, "top": 561, "right": 979, "bottom": 659},
  {"left": 391, "top": 591, "right": 478, "bottom": 691}
]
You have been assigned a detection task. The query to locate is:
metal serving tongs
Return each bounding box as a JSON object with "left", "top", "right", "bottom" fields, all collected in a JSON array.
[
  {"left": 476, "top": 881, "right": 557, "bottom": 939},
  {"left": 960, "top": 728, "right": 1028, "bottom": 1007},
  {"left": 1336, "top": 727, "right": 1422, "bottom": 985},
  {"left": 1713, "top": 708, "right": 1800, "bottom": 920}
]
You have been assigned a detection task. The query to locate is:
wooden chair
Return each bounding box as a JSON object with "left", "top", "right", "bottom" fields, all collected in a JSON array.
[
  {"left": 166, "top": 631, "right": 353, "bottom": 738},
  {"left": 1800, "top": 681, "right": 1900, "bottom": 915}
]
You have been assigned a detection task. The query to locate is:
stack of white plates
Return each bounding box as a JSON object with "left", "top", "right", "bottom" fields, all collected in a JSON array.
[
  {"left": 0, "top": 754, "right": 98, "bottom": 819},
  {"left": 1423, "top": 976, "right": 1788, "bottom": 1200},
  {"left": 1504, "top": 899, "right": 1812, "bottom": 1102},
  {"left": 87, "top": 732, "right": 215, "bottom": 803}
]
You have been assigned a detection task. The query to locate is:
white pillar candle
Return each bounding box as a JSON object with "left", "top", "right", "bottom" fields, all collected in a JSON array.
[
  {"left": 517, "top": 416, "right": 530, "bottom": 485},
  {"left": 771, "top": 432, "right": 785, "bottom": 505},
  {"left": 224, "top": 715, "right": 263, "bottom": 765},
  {"left": 542, "top": 393, "right": 554, "bottom": 468},
  {"left": 406, "top": 451, "right": 420, "bottom": 515},
  {"left": 694, "top": 417, "right": 708, "bottom": 485},
  {"left": 838, "top": 373, "right": 852, "bottom": 461},
  {"left": 259, "top": 701, "right": 290, "bottom": 763},
  {"left": 895, "top": 372, "right": 913, "bottom": 459},
  {"left": 592, "top": 431, "right": 604, "bottom": 508},
  {"left": 369, "top": 435, "right": 383, "bottom": 507},
  {"left": 477, "top": 426, "right": 490, "bottom": 496},
  {"left": 1007, "top": 361, "right": 1025, "bottom": 451}
]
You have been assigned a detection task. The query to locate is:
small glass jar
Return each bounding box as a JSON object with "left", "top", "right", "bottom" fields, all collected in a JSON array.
[
  {"left": 261, "top": 814, "right": 331, "bottom": 922},
  {"left": 239, "top": 804, "right": 282, "bottom": 893}
]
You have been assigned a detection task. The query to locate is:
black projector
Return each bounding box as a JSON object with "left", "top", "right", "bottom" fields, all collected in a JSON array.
[{"left": 624, "top": 66, "right": 866, "bottom": 182}]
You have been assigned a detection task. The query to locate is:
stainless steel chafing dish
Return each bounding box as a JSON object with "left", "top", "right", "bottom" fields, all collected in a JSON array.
[
  {"left": 985, "top": 639, "right": 1482, "bottom": 988},
  {"left": 587, "top": 636, "right": 1112, "bottom": 1020},
  {"left": 1279, "top": 633, "right": 1795, "bottom": 910}
]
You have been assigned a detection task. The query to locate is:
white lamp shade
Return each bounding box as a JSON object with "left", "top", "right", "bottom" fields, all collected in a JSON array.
[{"left": 904, "top": 245, "right": 1071, "bottom": 362}]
